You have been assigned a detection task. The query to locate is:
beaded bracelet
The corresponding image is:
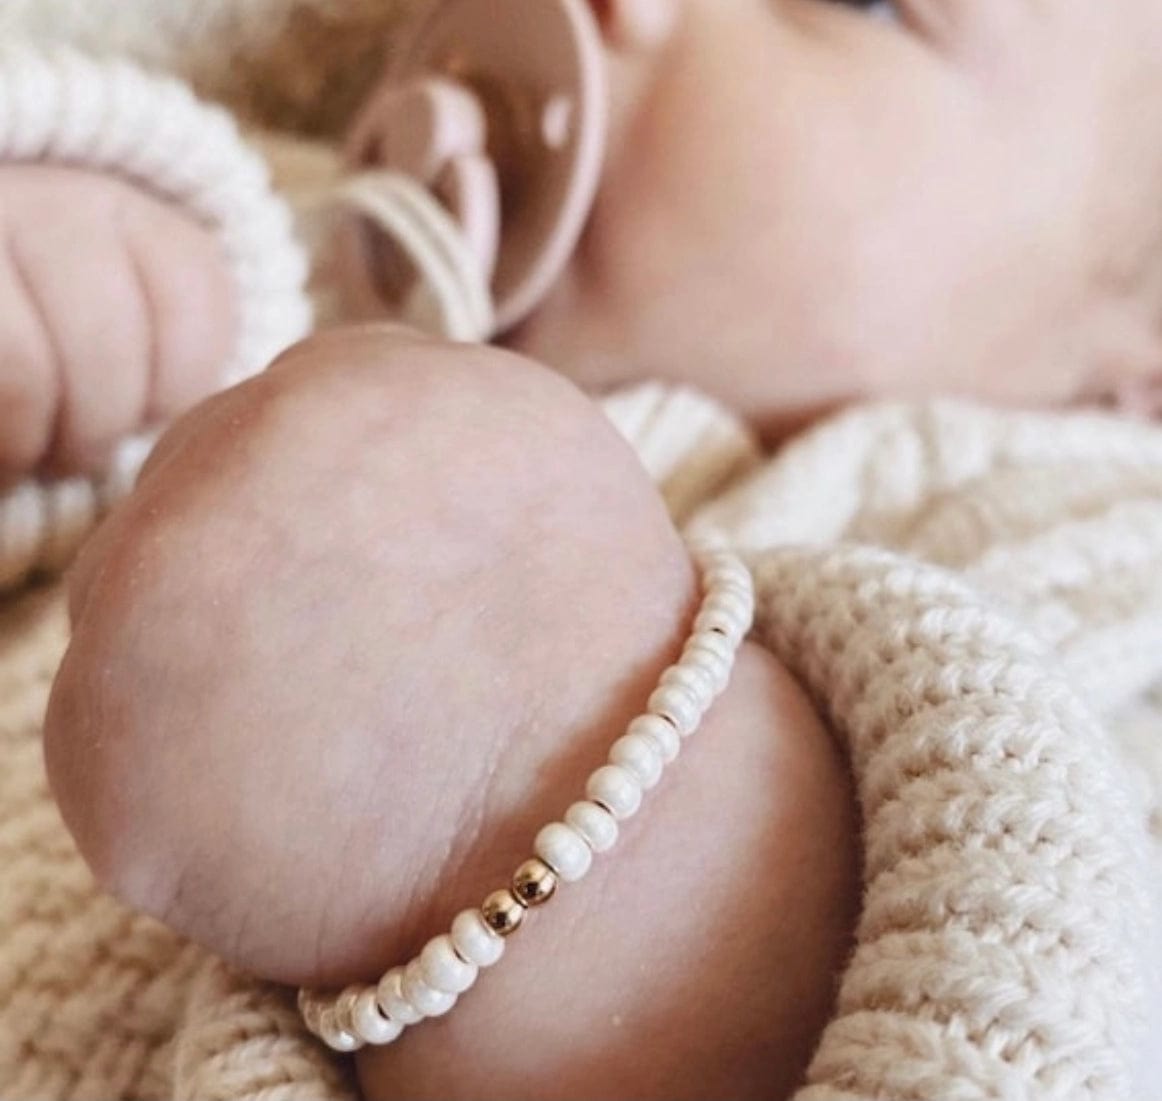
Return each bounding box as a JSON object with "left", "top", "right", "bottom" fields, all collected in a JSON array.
[{"left": 299, "top": 543, "right": 754, "bottom": 1052}]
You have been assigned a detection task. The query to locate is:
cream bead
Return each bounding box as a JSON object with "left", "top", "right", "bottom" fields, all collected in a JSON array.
[
  {"left": 565, "top": 800, "right": 619, "bottom": 853},
  {"left": 334, "top": 986, "right": 362, "bottom": 1036},
  {"left": 680, "top": 646, "right": 730, "bottom": 696},
  {"left": 705, "top": 566, "right": 750, "bottom": 594},
  {"left": 420, "top": 934, "right": 479, "bottom": 994},
  {"left": 695, "top": 605, "right": 747, "bottom": 641},
  {"left": 535, "top": 822, "right": 593, "bottom": 882},
  {"left": 377, "top": 967, "right": 423, "bottom": 1025},
  {"left": 403, "top": 959, "right": 457, "bottom": 1017},
  {"left": 689, "top": 541, "right": 730, "bottom": 566},
  {"left": 451, "top": 909, "right": 505, "bottom": 968},
  {"left": 685, "top": 628, "right": 735, "bottom": 663},
  {"left": 648, "top": 683, "right": 702, "bottom": 735},
  {"left": 318, "top": 1006, "right": 360, "bottom": 1052},
  {"left": 352, "top": 985, "right": 404, "bottom": 1045},
  {"left": 683, "top": 633, "right": 734, "bottom": 692},
  {"left": 705, "top": 589, "right": 752, "bottom": 625},
  {"left": 703, "top": 570, "right": 743, "bottom": 592},
  {"left": 706, "top": 569, "right": 750, "bottom": 594},
  {"left": 609, "top": 732, "right": 664, "bottom": 789},
  {"left": 587, "top": 764, "right": 643, "bottom": 820},
  {"left": 626, "top": 713, "right": 681, "bottom": 763},
  {"left": 298, "top": 989, "right": 326, "bottom": 1033},
  {"left": 661, "top": 662, "right": 716, "bottom": 702}
]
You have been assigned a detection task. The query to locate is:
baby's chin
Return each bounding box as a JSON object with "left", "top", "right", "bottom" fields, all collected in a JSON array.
[{"left": 356, "top": 641, "right": 861, "bottom": 1101}]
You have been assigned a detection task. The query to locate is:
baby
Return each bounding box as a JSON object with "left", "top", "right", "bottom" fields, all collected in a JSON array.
[
  {"left": 48, "top": 328, "right": 861, "bottom": 1099},
  {"left": 6, "top": 0, "right": 1162, "bottom": 478},
  {"left": 22, "top": 0, "right": 1162, "bottom": 1098},
  {"left": 0, "top": 167, "right": 234, "bottom": 478}
]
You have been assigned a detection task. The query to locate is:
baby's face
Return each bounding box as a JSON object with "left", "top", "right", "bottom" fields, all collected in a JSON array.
[{"left": 508, "top": 0, "right": 1162, "bottom": 435}]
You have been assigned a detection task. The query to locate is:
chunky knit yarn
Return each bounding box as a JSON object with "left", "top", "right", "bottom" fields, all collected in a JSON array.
[
  {"left": 759, "top": 547, "right": 1149, "bottom": 1100},
  {"left": 0, "top": 45, "right": 312, "bottom": 592},
  {"left": 1, "top": 391, "right": 1159, "bottom": 1101},
  {"left": 689, "top": 400, "right": 1162, "bottom": 1099},
  {"left": 0, "top": 2, "right": 1158, "bottom": 1096},
  {"left": 0, "top": 0, "right": 426, "bottom": 136}
]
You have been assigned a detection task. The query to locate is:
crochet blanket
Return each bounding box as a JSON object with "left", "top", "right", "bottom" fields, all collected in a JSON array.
[{"left": 2, "top": 392, "right": 1160, "bottom": 1100}]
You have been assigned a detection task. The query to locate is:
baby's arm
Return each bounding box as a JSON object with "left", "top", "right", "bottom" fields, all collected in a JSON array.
[
  {"left": 46, "top": 329, "right": 859, "bottom": 1100},
  {"left": 0, "top": 46, "right": 311, "bottom": 591}
]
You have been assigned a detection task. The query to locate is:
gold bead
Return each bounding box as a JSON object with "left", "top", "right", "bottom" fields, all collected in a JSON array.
[
  {"left": 481, "top": 889, "right": 525, "bottom": 937},
  {"left": 512, "top": 858, "right": 558, "bottom": 908}
]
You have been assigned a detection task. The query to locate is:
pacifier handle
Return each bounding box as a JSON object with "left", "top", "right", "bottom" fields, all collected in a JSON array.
[
  {"left": 342, "top": 0, "right": 608, "bottom": 336},
  {"left": 347, "top": 77, "right": 501, "bottom": 287}
]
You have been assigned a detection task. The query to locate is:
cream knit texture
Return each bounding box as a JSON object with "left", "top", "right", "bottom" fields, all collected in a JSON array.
[
  {"left": 0, "top": 0, "right": 427, "bottom": 136},
  {"left": 0, "top": 45, "right": 312, "bottom": 592},
  {"left": 0, "top": 2, "right": 1159, "bottom": 1096},
  {"left": 2, "top": 392, "right": 1160, "bottom": 1101}
]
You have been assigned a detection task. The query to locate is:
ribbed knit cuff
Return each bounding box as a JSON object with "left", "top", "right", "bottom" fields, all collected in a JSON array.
[{"left": 0, "top": 45, "right": 313, "bottom": 591}]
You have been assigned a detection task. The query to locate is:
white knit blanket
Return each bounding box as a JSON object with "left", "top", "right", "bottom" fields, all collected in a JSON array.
[{"left": 2, "top": 389, "right": 1160, "bottom": 1100}]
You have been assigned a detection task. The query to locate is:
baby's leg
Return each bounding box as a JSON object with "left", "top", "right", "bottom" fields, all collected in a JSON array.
[{"left": 46, "top": 329, "right": 859, "bottom": 1099}]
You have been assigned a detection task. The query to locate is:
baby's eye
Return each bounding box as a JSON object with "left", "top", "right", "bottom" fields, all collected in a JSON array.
[{"left": 820, "top": 0, "right": 894, "bottom": 12}]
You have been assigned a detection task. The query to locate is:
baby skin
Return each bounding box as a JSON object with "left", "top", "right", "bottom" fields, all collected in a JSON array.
[
  {"left": 353, "top": 0, "right": 1162, "bottom": 433},
  {"left": 0, "top": 165, "right": 235, "bottom": 480},
  {"left": 32, "top": 0, "right": 1162, "bottom": 1096},
  {"left": 45, "top": 328, "right": 860, "bottom": 1100}
]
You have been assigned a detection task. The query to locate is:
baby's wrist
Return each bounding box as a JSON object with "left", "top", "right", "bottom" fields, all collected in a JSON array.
[
  {"left": 351, "top": 638, "right": 860, "bottom": 1101},
  {"left": 303, "top": 545, "right": 755, "bottom": 1049},
  {"left": 290, "top": 549, "right": 858, "bottom": 1101}
]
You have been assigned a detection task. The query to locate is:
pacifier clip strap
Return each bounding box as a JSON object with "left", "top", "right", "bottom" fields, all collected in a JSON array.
[{"left": 334, "top": 0, "right": 609, "bottom": 341}]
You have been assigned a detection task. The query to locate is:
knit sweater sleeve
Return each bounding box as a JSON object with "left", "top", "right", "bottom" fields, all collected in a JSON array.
[
  {"left": 603, "top": 386, "right": 1154, "bottom": 1095},
  {"left": 682, "top": 399, "right": 1162, "bottom": 1098},
  {"left": 599, "top": 382, "right": 762, "bottom": 525},
  {"left": 748, "top": 542, "right": 1152, "bottom": 1101},
  {"left": 0, "top": 44, "right": 312, "bottom": 592}
]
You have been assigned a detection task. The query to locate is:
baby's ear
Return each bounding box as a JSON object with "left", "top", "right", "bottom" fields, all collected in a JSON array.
[{"left": 591, "top": 0, "right": 681, "bottom": 52}]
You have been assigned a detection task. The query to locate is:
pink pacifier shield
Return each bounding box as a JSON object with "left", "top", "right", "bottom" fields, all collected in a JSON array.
[
  {"left": 390, "top": 0, "right": 608, "bottom": 332},
  {"left": 349, "top": 78, "right": 487, "bottom": 186}
]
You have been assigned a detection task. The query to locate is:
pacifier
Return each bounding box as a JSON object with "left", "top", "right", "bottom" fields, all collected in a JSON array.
[{"left": 337, "top": 0, "right": 609, "bottom": 339}]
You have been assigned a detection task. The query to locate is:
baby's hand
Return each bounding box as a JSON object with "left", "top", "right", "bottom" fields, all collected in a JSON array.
[
  {"left": 0, "top": 165, "right": 235, "bottom": 479},
  {"left": 45, "top": 328, "right": 857, "bottom": 1100}
]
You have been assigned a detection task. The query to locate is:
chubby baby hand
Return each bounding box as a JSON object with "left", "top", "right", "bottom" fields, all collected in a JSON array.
[
  {"left": 0, "top": 165, "right": 235, "bottom": 480},
  {"left": 46, "top": 328, "right": 857, "bottom": 1100}
]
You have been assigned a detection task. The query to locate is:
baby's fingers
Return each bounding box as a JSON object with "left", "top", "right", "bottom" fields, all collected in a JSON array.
[
  {"left": 0, "top": 167, "right": 235, "bottom": 478},
  {"left": 7, "top": 174, "right": 153, "bottom": 475},
  {"left": 0, "top": 230, "right": 56, "bottom": 476},
  {"left": 118, "top": 177, "right": 236, "bottom": 426}
]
